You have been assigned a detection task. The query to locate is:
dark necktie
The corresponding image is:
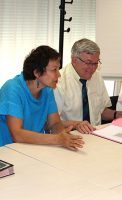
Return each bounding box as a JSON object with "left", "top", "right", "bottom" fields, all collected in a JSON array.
[{"left": 79, "top": 79, "right": 90, "bottom": 122}]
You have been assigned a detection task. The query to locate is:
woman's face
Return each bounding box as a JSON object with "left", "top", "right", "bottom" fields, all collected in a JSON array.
[{"left": 38, "top": 58, "right": 61, "bottom": 89}]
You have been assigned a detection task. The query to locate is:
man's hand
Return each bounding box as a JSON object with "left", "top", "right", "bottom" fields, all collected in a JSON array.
[{"left": 75, "top": 121, "right": 95, "bottom": 134}]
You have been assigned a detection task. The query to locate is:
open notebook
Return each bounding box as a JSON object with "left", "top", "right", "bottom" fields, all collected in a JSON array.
[{"left": 93, "top": 118, "right": 122, "bottom": 144}]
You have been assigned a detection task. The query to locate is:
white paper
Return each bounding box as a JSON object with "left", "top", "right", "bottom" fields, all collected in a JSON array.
[{"left": 93, "top": 124, "right": 122, "bottom": 144}]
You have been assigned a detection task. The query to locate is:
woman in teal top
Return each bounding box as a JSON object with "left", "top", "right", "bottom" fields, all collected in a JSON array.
[{"left": 0, "top": 45, "right": 84, "bottom": 150}]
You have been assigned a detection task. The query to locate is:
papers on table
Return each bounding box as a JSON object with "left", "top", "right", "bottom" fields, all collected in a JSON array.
[{"left": 93, "top": 124, "right": 122, "bottom": 144}]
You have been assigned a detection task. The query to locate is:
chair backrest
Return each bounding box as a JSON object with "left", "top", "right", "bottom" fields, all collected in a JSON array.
[
  {"left": 101, "top": 96, "right": 118, "bottom": 124},
  {"left": 109, "top": 96, "right": 118, "bottom": 110}
]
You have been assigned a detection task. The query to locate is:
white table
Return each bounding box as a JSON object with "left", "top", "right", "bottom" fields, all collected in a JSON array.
[
  {"left": 2, "top": 132, "right": 122, "bottom": 199},
  {"left": 0, "top": 146, "right": 105, "bottom": 200}
]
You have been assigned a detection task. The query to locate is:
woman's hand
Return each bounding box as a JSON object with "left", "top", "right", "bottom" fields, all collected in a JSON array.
[
  {"left": 58, "top": 126, "right": 84, "bottom": 151},
  {"left": 75, "top": 121, "right": 95, "bottom": 134}
]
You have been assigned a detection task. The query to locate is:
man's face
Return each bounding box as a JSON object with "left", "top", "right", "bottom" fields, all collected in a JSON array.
[{"left": 72, "top": 52, "right": 100, "bottom": 80}]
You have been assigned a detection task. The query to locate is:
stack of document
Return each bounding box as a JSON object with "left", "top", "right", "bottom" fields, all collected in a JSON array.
[{"left": 93, "top": 118, "right": 122, "bottom": 144}]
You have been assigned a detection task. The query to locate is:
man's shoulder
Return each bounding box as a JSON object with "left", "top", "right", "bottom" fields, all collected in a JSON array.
[
  {"left": 89, "top": 70, "right": 103, "bottom": 83},
  {"left": 88, "top": 70, "right": 106, "bottom": 92},
  {"left": 60, "top": 63, "right": 71, "bottom": 75},
  {"left": 59, "top": 63, "right": 78, "bottom": 82}
]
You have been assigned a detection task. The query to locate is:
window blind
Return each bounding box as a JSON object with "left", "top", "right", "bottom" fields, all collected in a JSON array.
[{"left": 0, "top": 0, "right": 96, "bottom": 86}]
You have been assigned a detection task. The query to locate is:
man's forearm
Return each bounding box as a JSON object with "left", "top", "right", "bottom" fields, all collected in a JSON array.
[{"left": 101, "top": 108, "right": 116, "bottom": 121}]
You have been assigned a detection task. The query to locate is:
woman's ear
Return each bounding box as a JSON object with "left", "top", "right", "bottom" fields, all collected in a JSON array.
[{"left": 33, "top": 69, "right": 41, "bottom": 79}]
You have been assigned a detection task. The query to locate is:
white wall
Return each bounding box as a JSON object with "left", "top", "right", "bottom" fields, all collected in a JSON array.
[{"left": 96, "top": 0, "right": 122, "bottom": 79}]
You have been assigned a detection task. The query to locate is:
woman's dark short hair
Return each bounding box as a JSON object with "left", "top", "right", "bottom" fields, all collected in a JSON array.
[{"left": 23, "top": 45, "right": 60, "bottom": 80}]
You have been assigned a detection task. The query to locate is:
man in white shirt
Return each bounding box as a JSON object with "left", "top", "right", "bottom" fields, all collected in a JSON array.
[{"left": 54, "top": 38, "right": 122, "bottom": 126}]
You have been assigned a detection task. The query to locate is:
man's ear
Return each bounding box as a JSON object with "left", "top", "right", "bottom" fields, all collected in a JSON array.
[{"left": 72, "top": 56, "right": 77, "bottom": 65}]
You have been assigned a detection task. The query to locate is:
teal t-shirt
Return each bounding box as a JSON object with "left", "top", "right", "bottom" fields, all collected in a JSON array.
[{"left": 0, "top": 73, "right": 58, "bottom": 146}]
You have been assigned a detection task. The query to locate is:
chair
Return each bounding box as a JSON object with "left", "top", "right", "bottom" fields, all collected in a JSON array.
[
  {"left": 109, "top": 96, "right": 118, "bottom": 110},
  {"left": 101, "top": 96, "right": 118, "bottom": 124}
]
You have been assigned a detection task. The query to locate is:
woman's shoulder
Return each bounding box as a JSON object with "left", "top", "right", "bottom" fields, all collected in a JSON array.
[{"left": 0, "top": 74, "right": 22, "bottom": 93}]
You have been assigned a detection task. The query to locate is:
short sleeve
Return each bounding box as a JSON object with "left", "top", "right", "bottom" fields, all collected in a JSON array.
[{"left": 0, "top": 80, "right": 24, "bottom": 119}]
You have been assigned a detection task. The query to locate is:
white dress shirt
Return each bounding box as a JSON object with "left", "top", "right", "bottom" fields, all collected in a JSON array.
[{"left": 54, "top": 63, "right": 111, "bottom": 125}]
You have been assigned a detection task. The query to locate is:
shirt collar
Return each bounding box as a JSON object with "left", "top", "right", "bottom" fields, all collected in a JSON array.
[{"left": 69, "top": 63, "right": 81, "bottom": 82}]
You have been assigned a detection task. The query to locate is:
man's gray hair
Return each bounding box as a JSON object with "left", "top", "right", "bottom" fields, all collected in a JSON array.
[{"left": 71, "top": 38, "right": 100, "bottom": 57}]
